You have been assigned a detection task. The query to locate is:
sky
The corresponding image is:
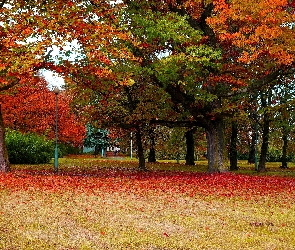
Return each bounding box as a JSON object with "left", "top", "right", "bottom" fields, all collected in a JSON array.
[{"left": 40, "top": 69, "right": 65, "bottom": 90}]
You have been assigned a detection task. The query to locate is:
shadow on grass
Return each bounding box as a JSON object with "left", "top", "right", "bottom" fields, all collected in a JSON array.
[{"left": 9, "top": 157, "right": 295, "bottom": 178}]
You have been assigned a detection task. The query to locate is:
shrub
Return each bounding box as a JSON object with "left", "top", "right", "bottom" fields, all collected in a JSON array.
[{"left": 5, "top": 130, "right": 53, "bottom": 164}]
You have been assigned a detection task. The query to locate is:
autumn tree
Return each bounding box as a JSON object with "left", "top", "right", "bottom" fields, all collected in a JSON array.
[
  {"left": 208, "top": 0, "right": 295, "bottom": 170},
  {"left": 0, "top": 0, "right": 94, "bottom": 172},
  {"left": 117, "top": 1, "right": 241, "bottom": 172},
  {"left": 133, "top": 0, "right": 295, "bottom": 172},
  {"left": 0, "top": 1, "right": 51, "bottom": 172},
  {"left": 1, "top": 77, "right": 85, "bottom": 147}
]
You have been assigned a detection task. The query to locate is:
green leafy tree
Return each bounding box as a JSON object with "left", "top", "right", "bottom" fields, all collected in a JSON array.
[{"left": 84, "top": 124, "right": 110, "bottom": 157}]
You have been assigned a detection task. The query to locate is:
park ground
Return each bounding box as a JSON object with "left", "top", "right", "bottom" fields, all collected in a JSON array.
[{"left": 0, "top": 157, "right": 295, "bottom": 249}]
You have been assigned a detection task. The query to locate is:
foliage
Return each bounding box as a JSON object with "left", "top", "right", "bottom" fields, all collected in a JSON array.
[
  {"left": 266, "top": 146, "right": 295, "bottom": 163},
  {"left": 5, "top": 130, "right": 53, "bottom": 164},
  {"left": 1, "top": 77, "right": 86, "bottom": 146},
  {"left": 84, "top": 124, "right": 110, "bottom": 148}
]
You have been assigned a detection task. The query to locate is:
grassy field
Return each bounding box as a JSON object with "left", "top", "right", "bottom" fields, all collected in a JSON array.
[{"left": 1, "top": 158, "right": 295, "bottom": 249}]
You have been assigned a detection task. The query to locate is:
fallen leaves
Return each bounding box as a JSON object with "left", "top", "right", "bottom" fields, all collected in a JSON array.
[
  {"left": 1, "top": 169, "right": 295, "bottom": 202},
  {"left": 1, "top": 166, "right": 295, "bottom": 249}
]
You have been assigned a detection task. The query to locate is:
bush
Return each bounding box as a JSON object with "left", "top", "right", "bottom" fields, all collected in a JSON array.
[{"left": 5, "top": 130, "right": 53, "bottom": 164}]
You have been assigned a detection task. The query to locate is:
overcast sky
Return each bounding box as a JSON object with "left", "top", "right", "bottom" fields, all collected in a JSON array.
[{"left": 40, "top": 69, "right": 65, "bottom": 90}]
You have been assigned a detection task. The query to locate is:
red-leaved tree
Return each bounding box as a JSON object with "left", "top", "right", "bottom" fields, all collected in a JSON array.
[{"left": 1, "top": 77, "right": 85, "bottom": 147}]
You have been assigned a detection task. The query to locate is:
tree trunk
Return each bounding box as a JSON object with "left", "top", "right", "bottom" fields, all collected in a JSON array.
[
  {"left": 258, "top": 117, "right": 269, "bottom": 172},
  {"left": 206, "top": 119, "right": 227, "bottom": 173},
  {"left": 281, "top": 129, "right": 288, "bottom": 169},
  {"left": 229, "top": 121, "right": 238, "bottom": 171},
  {"left": 148, "top": 147, "right": 156, "bottom": 163},
  {"left": 148, "top": 128, "right": 156, "bottom": 163},
  {"left": 0, "top": 104, "right": 10, "bottom": 173},
  {"left": 135, "top": 126, "right": 147, "bottom": 171},
  {"left": 258, "top": 93, "right": 271, "bottom": 172},
  {"left": 94, "top": 145, "right": 99, "bottom": 157},
  {"left": 248, "top": 127, "right": 256, "bottom": 164},
  {"left": 185, "top": 128, "right": 195, "bottom": 165}
]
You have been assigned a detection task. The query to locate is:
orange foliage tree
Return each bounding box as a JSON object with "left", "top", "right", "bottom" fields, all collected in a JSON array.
[
  {"left": 0, "top": 0, "right": 87, "bottom": 172},
  {"left": 206, "top": 0, "right": 295, "bottom": 171}
]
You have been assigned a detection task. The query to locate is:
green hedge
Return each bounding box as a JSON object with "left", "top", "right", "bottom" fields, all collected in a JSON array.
[{"left": 5, "top": 130, "right": 53, "bottom": 164}]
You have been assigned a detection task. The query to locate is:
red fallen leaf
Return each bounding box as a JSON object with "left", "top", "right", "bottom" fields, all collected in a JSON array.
[
  {"left": 163, "top": 232, "right": 169, "bottom": 237},
  {"left": 100, "top": 231, "right": 106, "bottom": 235},
  {"left": 1, "top": 170, "right": 295, "bottom": 203}
]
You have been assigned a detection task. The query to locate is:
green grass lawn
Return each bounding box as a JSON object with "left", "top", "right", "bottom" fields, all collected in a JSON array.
[{"left": 1, "top": 158, "right": 295, "bottom": 249}]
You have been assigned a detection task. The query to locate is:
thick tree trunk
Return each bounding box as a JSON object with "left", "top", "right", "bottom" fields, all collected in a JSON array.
[
  {"left": 148, "top": 128, "right": 156, "bottom": 163},
  {"left": 0, "top": 104, "right": 10, "bottom": 172},
  {"left": 206, "top": 119, "right": 227, "bottom": 173},
  {"left": 185, "top": 128, "right": 195, "bottom": 165},
  {"left": 135, "top": 126, "right": 147, "bottom": 171},
  {"left": 281, "top": 130, "right": 288, "bottom": 169},
  {"left": 229, "top": 121, "right": 238, "bottom": 171}
]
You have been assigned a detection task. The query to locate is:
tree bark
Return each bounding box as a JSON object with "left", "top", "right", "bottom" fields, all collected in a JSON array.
[
  {"left": 135, "top": 125, "right": 147, "bottom": 171},
  {"left": 206, "top": 119, "right": 227, "bottom": 173},
  {"left": 185, "top": 128, "right": 195, "bottom": 165},
  {"left": 258, "top": 92, "right": 271, "bottom": 172},
  {"left": 94, "top": 145, "right": 99, "bottom": 157},
  {"left": 281, "top": 128, "right": 288, "bottom": 169},
  {"left": 248, "top": 127, "right": 256, "bottom": 164},
  {"left": 148, "top": 128, "right": 156, "bottom": 163},
  {"left": 148, "top": 147, "right": 156, "bottom": 163},
  {"left": 0, "top": 104, "right": 10, "bottom": 172},
  {"left": 229, "top": 121, "right": 238, "bottom": 170},
  {"left": 258, "top": 116, "right": 269, "bottom": 172},
  {"left": 248, "top": 109, "right": 259, "bottom": 164}
]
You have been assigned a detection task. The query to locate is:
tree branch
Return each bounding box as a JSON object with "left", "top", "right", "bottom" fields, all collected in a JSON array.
[
  {"left": 150, "top": 119, "right": 199, "bottom": 128},
  {"left": 0, "top": 79, "right": 19, "bottom": 92},
  {"left": 168, "top": 2, "right": 216, "bottom": 46},
  {"left": 0, "top": 0, "right": 7, "bottom": 9}
]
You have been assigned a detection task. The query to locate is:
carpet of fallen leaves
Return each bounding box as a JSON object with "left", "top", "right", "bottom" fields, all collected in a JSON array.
[
  {"left": 1, "top": 169, "right": 295, "bottom": 199},
  {"left": 1, "top": 167, "right": 295, "bottom": 249}
]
